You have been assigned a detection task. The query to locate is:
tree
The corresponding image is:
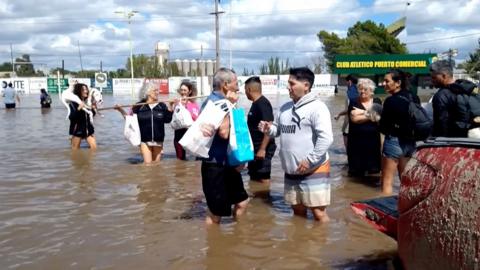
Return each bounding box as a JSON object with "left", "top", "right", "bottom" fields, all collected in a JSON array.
[
  {"left": 241, "top": 67, "right": 254, "bottom": 76},
  {"left": 125, "top": 55, "right": 182, "bottom": 78},
  {"left": 318, "top": 20, "right": 408, "bottom": 71},
  {"left": 0, "top": 62, "right": 13, "bottom": 72},
  {"left": 15, "top": 54, "right": 35, "bottom": 76},
  {"left": 463, "top": 43, "right": 480, "bottom": 80},
  {"left": 258, "top": 57, "right": 291, "bottom": 75}
]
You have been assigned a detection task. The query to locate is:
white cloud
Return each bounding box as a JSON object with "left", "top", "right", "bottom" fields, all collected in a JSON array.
[{"left": 0, "top": 0, "right": 478, "bottom": 72}]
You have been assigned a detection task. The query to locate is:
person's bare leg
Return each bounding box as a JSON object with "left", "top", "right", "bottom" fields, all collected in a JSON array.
[
  {"left": 343, "top": 135, "right": 348, "bottom": 150},
  {"left": 292, "top": 204, "right": 308, "bottom": 217},
  {"left": 205, "top": 210, "right": 221, "bottom": 225},
  {"left": 71, "top": 136, "right": 82, "bottom": 150},
  {"left": 260, "top": 179, "right": 270, "bottom": 185},
  {"left": 381, "top": 156, "right": 398, "bottom": 195},
  {"left": 233, "top": 198, "right": 249, "bottom": 220},
  {"left": 311, "top": 206, "right": 330, "bottom": 223},
  {"left": 397, "top": 156, "right": 411, "bottom": 176},
  {"left": 151, "top": 146, "right": 163, "bottom": 162},
  {"left": 140, "top": 144, "right": 153, "bottom": 164},
  {"left": 86, "top": 135, "right": 97, "bottom": 150}
]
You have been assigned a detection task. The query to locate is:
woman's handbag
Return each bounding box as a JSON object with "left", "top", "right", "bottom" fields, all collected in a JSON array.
[
  {"left": 170, "top": 103, "right": 194, "bottom": 130},
  {"left": 124, "top": 114, "right": 141, "bottom": 146}
]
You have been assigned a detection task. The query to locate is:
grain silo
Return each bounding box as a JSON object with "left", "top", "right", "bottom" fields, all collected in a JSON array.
[{"left": 155, "top": 42, "right": 169, "bottom": 67}]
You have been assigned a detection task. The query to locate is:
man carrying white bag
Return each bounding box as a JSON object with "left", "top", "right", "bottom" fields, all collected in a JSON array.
[
  {"left": 178, "top": 99, "right": 229, "bottom": 158},
  {"left": 181, "top": 68, "right": 250, "bottom": 225}
]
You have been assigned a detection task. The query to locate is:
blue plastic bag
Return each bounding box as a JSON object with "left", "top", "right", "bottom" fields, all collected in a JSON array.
[{"left": 227, "top": 107, "right": 254, "bottom": 166}]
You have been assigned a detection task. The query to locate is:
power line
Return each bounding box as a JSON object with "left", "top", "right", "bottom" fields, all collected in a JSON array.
[{"left": 406, "top": 32, "right": 480, "bottom": 45}]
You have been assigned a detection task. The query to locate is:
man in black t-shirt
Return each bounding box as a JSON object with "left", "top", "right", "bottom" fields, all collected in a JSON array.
[{"left": 245, "top": 76, "right": 276, "bottom": 184}]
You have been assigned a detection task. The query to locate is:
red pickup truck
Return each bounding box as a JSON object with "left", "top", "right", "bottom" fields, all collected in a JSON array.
[{"left": 352, "top": 138, "right": 480, "bottom": 270}]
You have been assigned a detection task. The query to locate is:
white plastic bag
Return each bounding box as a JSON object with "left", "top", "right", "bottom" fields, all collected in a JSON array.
[
  {"left": 124, "top": 114, "right": 141, "bottom": 146},
  {"left": 179, "top": 100, "right": 230, "bottom": 158},
  {"left": 171, "top": 104, "right": 194, "bottom": 130}
]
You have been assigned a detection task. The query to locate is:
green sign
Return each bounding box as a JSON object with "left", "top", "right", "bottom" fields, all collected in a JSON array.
[
  {"left": 47, "top": 78, "right": 69, "bottom": 93},
  {"left": 333, "top": 54, "right": 437, "bottom": 74}
]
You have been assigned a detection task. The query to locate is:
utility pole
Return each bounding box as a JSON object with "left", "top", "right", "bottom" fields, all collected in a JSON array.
[
  {"left": 229, "top": 0, "right": 232, "bottom": 69},
  {"left": 200, "top": 45, "right": 204, "bottom": 95},
  {"left": 78, "top": 40, "right": 84, "bottom": 73},
  {"left": 115, "top": 10, "right": 138, "bottom": 100},
  {"left": 62, "top": 59, "right": 65, "bottom": 79},
  {"left": 10, "top": 43, "right": 15, "bottom": 77},
  {"left": 210, "top": 0, "right": 224, "bottom": 70}
]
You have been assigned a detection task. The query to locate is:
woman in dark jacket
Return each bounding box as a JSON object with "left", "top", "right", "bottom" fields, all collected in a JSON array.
[
  {"left": 69, "top": 83, "right": 97, "bottom": 150},
  {"left": 115, "top": 85, "right": 173, "bottom": 164},
  {"left": 347, "top": 78, "right": 382, "bottom": 177},
  {"left": 40, "top": 88, "right": 51, "bottom": 108},
  {"left": 379, "top": 69, "right": 420, "bottom": 195}
]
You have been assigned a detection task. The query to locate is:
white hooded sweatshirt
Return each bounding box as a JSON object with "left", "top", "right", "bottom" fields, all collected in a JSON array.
[{"left": 269, "top": 92, "right": 333, "bottom": 175}]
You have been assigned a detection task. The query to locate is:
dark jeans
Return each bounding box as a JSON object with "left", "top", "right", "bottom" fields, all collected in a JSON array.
[{"left": 174, "top": 128, "right": 188, "bottom": 160}]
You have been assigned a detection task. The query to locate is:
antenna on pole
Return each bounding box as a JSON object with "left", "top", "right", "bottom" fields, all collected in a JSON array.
[{"left": 210, "top": 0, "right": 225, "bottom": 71}]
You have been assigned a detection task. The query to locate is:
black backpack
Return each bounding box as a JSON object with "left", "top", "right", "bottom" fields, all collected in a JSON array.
[
  {"left": 449, "top": 79, "right": 480, "bottom": 132},
  {"left": 398, "top": 95, "right": 433, "bottom": 141}
]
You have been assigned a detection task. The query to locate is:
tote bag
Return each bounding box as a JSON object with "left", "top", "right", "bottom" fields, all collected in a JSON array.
[
  {"left": 124, "top": 114, "right": 141, "bottom": 146},
  {"left": 227, "top": 107, "right": 254, "bottom": 166},
  {"left": 171, "top": 103, "right": 194, "bottom": 130}
]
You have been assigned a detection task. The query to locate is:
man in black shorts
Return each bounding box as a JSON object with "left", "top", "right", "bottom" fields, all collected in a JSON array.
[
  {"left": 245, "top": 76, "right": 276, "bottom": 185},
  {"left": 200, "top": 68, "right": 249, "bottom": 225}
]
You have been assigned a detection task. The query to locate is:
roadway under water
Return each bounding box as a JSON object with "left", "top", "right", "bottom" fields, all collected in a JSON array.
[{"left": 0, "top": 93, "right": 399, "bottom": 270}]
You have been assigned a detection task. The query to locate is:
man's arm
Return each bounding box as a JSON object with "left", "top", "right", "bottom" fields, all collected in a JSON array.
[
  {"left": 217, "top": 114, "right": 230, "bottom": 139},
  {"left": 305, "top": 103, "right": 334, "bottom": 166},
  {"left": 255, "top": 134, "right": 270, "bottom": 160}
]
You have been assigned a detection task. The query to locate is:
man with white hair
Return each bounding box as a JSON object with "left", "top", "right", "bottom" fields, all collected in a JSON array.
[{"left": 200, "top": 67, "right": 249, "bottom": 225}]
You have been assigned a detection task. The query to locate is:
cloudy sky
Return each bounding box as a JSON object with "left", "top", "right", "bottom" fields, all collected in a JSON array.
[{"left": 0, "top": 0, "right": 479, "bottom": 74}]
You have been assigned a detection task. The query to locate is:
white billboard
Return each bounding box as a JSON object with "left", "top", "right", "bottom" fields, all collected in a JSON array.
[
  {"left": 112, "top": 78, "right": 145, "bottom": 97},
  {"left": 1, "top": 78, "right": 48, "bottom": 95}
]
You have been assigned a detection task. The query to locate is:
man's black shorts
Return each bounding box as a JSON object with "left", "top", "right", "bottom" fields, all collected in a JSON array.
[
  {"left": 5, "top": 103, "right": 15, "bottom": 109},
  {"left": 201, "top": 161, "right": 249, "bottom": 217}
]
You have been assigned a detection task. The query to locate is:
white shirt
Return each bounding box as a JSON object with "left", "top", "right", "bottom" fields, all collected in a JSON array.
[{"left": 3, "top": 87, "right": 17, "bottom": 104}]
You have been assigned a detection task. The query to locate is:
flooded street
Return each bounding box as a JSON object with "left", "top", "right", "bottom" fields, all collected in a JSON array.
[{"left": 0, "top": 93, "right": 399, "bottom": 270}]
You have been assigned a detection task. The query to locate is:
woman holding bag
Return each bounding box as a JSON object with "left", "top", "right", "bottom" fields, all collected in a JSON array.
[
  {"left": 173, "top": 81, "right": 200, "bottom": 160},
  {"left": 115, "top": 84, "right": 173, "bottom": 164}
]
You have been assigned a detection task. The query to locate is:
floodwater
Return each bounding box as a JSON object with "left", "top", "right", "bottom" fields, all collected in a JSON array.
[{"left": 0, "top": 93, "right": 399, "bottom": 270}]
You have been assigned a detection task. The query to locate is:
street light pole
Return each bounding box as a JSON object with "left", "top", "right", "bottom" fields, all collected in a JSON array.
[
  {"left": 210, "top": 0, "right": 224, "bottom": 71},
  {"left": 115, "top": 10, "right": 138, "bottom": 100}
]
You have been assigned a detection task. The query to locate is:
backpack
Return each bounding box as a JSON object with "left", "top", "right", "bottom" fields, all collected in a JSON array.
[
  {"left": 398, "top": 95, "right": 433, "bottom": 141},
  {"left": 448, "top": 79, "right": 480, "bottom": 133}
]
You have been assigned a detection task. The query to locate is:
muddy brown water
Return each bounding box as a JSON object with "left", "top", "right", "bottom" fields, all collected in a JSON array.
[{"left": 0, "top": 93, "right": 399, "bottom": 270}]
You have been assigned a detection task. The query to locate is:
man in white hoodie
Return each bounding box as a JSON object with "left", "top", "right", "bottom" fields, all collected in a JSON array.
[{"left": 259, "top": 67, "right": 333, "bottom": 222}]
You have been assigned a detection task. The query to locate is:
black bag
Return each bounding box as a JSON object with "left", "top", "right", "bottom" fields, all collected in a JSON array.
[
  {"left": 398, "top": 95, "right": 432, "bottom": 141},
  {"left": 449, "top": 79, "right": 480, "bottom": 131}
]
